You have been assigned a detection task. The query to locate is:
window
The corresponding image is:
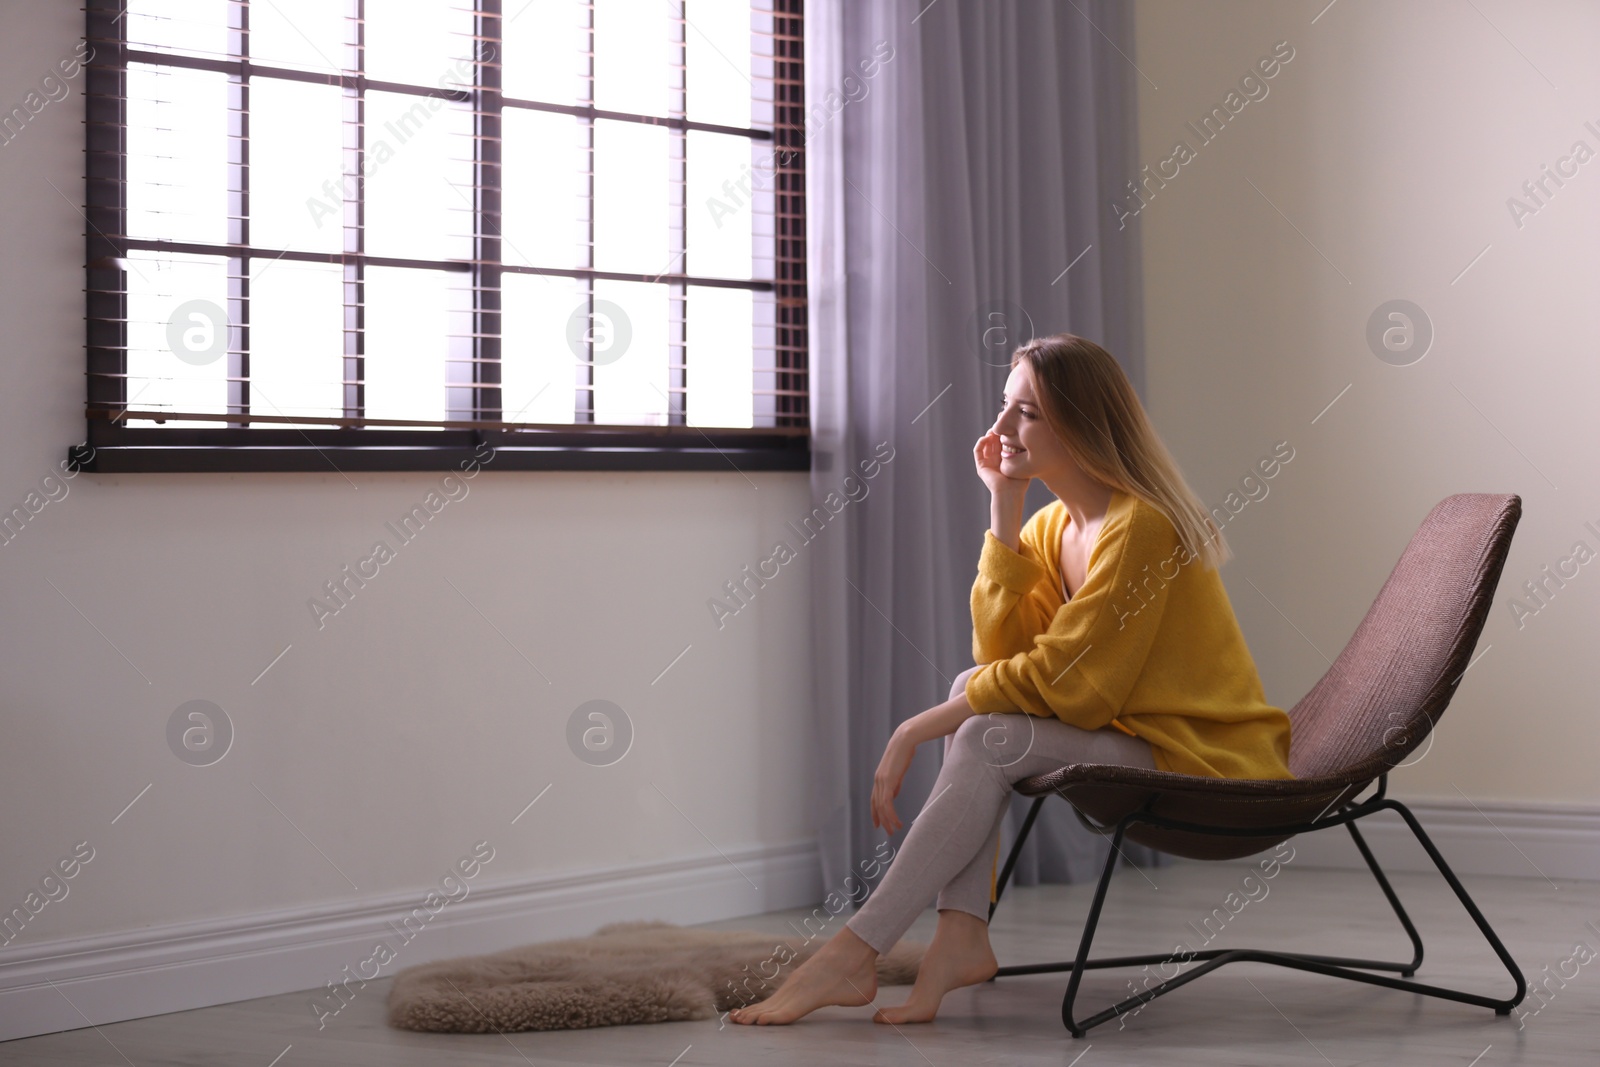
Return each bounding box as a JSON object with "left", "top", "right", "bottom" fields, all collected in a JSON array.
[{"left": 81, "top": 0, "right": 808, "bottom": 472}]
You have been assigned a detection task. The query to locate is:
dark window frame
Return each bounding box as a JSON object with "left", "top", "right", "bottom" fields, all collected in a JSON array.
[{"left": 80, "top": 0, "right": 809, "bottom": 474}]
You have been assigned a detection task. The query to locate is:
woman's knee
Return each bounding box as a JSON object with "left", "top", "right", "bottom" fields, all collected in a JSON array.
[
  {"left": 949, "top": 665, "right": 980, "bottom": 703},
  {"left": 945, "top": 668, "right": 1031, "bottom": 770},
  {"left": 950, "top": 713, "right": 990, "bottom": 759},
  {"left": 949, "top": 710, "right": 1031, "bottom": 770}
]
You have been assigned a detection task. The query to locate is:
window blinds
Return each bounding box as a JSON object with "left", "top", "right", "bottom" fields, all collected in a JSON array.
[{"left": 82, "top": 0, "right": 808, "bottom": 469}]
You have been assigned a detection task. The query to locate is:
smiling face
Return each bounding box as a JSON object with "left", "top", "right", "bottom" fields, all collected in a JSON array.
[{"left": 990, "top": 360, "right": 1078, "bottom": 481}]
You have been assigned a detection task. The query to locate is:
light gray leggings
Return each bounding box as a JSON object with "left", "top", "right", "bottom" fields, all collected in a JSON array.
[{"left": 843, "top": 666, "right": 1157, "bottom": 955}]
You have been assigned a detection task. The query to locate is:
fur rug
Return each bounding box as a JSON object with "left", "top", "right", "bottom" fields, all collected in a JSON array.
[{"left": 386, "top": 920, "right": 925, "bottom": 1032}]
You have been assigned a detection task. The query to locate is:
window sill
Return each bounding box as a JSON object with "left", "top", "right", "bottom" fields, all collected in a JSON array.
[{"left": 74, "top": 430, "right": 810, "bottom": 473}]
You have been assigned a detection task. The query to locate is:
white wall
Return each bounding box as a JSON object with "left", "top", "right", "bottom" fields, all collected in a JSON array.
[
  {"left": 0, "top": 2, "right": 821, "bottom": 1038},
  {"left": 1132, "top": 0, "right": 1600, "bottom": 806}
]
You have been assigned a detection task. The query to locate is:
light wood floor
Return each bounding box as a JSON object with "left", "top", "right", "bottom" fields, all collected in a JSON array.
[{"left": 5, "top": 859, "right": 1597, "bottom": 1066}]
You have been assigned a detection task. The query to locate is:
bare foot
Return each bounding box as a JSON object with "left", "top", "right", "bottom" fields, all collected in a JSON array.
[
  {"left": 873, "top": 910, "right": 997, "bottom": 1024},
  {"left": 728, "top": 928, "right": 879, "bottom": 1025}
]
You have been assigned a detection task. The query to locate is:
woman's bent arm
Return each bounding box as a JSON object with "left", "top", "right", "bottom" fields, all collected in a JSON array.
[
  {"left": 989, "top": 487, "right": 1026, "bottom": 550},
  {"left": 873, "top": 691, "right": 983, "bottom": 833},
  {"left": 976, "top": 430, "right": 1029, "bottom": 550},
  {"left": 895, "top": 690, "right": 978, "bottom": 747}
]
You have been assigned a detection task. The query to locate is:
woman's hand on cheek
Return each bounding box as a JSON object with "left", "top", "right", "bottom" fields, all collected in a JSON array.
[
  {"left": 973, "top": 430, "right": 1001, "bottom": 481},
  {"left": 973, "top": 430, "right": 1030, "bottom": 497}
]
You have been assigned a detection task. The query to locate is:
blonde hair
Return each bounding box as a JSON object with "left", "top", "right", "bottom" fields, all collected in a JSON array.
[{"left": 1012, "top": 333, "right": 1230, "bottom": 570}]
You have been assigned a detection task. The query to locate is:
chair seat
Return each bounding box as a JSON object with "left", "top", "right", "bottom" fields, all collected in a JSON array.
[{"left": 1014, "top": 762, "right": 1375, "bottom": 860}]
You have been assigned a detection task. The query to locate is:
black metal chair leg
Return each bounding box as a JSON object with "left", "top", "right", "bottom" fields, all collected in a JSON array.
[
  {"left": 1345, "top": 818, "right": 1424, "bottom": 976},
  {"left": 989, "top": 796, "right": 1047, "bottom": 920},
  {"left": 991, "top": 799, "right": 1527, "bottom": 1035},
  {"left": 1057, "top": 819, "right": 1129, "bottom": 1037},
  {"left": 1382, "top": 799, "right": 1527, "bottom": 1012}
]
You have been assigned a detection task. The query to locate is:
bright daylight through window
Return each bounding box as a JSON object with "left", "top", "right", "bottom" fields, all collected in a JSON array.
[{"left": 81, "top": 0, "right": 809, "bottom": 471}]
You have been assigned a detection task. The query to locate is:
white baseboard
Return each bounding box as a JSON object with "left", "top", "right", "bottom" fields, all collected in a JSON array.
[
  {"left": 1281, "top": 797, "right": 1600, "bottom": 882},
  {"left": 0, "top": 838, "right": 823, "bottom": 1042}
]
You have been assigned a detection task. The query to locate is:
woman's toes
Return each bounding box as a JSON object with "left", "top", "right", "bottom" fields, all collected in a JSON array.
[{"left": 723, "top": 950, "right": 879, "bottom": 1025}]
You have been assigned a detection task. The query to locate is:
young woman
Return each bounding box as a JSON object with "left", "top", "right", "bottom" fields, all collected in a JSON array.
[{"left": 729, "top": 333, "right": 1294, "bottom": 1026}]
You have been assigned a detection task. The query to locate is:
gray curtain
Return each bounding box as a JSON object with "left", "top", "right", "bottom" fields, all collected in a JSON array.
[{"left": 806, "top": 0, "right": 1162, "bottom": 905}]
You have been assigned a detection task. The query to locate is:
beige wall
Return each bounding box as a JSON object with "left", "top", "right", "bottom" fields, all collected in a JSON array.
[
  {"left": 1133, "top": 0, "right": 1600, "bottom": 803},
  {"left": 0, "top": 3, "right": 817, "bottom": 949}
]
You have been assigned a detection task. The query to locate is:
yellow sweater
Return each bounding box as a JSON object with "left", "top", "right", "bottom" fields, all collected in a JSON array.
[{"left": 964, "top": 489, "right": 1293, "bottom": 780}]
